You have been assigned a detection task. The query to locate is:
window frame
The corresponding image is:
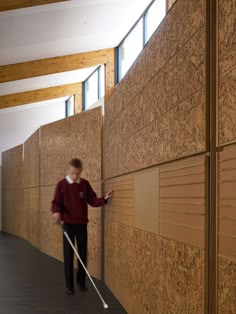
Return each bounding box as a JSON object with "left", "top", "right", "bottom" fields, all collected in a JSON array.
[
  {"left": 116, "top": 0, "right": 167, "bottom": 83},
  {"left": 65, "top": 95, "right": 74, "bottom": 117},
  {"left": 82, "top": 65, "right": 104, "bottom": 111}
]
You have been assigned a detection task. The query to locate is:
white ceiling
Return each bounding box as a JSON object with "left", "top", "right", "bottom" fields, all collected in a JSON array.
[
  {"left": 0, "top": 0, "right": 152, "bottom": 111},
  {"left": 0, "top": 0, "right": 152, "bottom": 66}
]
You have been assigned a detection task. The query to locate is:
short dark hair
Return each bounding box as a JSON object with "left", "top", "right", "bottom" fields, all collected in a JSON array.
[{"left": 69, "top": 158, "right": 83, "bottom": 169}]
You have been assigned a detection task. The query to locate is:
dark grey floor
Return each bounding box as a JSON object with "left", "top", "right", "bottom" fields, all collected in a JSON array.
[{"left": 0, "top": 232, "right": 126, "bottom": 314}]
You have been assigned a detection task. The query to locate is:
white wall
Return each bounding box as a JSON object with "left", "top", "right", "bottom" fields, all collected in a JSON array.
[{"left": 0, "top": 98, "right": 67, "bottom": 165}]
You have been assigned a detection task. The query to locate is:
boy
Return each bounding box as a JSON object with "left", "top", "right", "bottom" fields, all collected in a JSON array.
[{"left": 51, "top": 158, "right": 112, "bottom": 295}]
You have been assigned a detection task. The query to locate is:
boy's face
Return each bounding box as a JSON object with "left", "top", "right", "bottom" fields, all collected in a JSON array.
[{"left": 68, "top": 166, "right": 82, "bottom": 182}]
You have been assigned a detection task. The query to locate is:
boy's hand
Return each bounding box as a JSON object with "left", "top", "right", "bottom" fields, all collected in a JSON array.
[
  {"left": 104, "top": 190, "right": 112, "bottom": 200},
  {"left": 52, "top": 212, "right": 61, "bottom": 222}
]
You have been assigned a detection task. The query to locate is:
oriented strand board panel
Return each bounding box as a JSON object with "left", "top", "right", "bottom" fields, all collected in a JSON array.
[
  {"left": 24, "top": 129, "right": 40, "bottom": 188},
  {"left": 24, "top": 188, "right": 40, "bottom": 249},
  {"left": 104, "top": 222, "right": 160, "bottom": 314},
  {"left": 104, "top": 221, "right": 205, "bottom": 314},
  {"left": 104, "top": 0, "right": 205, "bottom": 127},
  {"left": 218, "top": 0, "right": 236, "bottom": 76},
  {"left": 2, "top": 145, "right": 24, "bottom": 189},
  {"left": 40, "top": 185, "right": 63, "bottom": 261},
  {"left": 104, "top": 0, "right": 206, "bottom": 179},
  {"left": 104, "top": 155, "right": 206, "bottom": 313},
  {"left": 1, "top": 146, "right": 26, "bottom": 238},
  {"left": 159, "top": 237, "right": 205, "bottom": 314},
  {"left": 218, "top": 256, "right": 236, "bottom": 314},
  {"left": 218, "top": 0, "right": 236, "bottom": 145},
  {"left": 40, "top": 107, "right": 102, "bottom": 186},
  {"left": 87, "top": 216, "right": 101, "bottom": 279},
  {"left": 159, "top": 156, "right": 206, "bottom": 248}
]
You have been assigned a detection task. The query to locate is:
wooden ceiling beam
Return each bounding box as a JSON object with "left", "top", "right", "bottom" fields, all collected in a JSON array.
[
  {"left": 0, "top": 48, "right": 115, "bottom": 84},
  {"left": 0, "top": 0, "right": 69, "bottom": 12},
  {"left": 0, "top": 82, "right": 81, "bottom": 109}
]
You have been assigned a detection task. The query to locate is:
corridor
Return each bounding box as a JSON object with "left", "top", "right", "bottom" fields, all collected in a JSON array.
[{"left": 0, "top": 233, "right": 126, "bottom": 314}]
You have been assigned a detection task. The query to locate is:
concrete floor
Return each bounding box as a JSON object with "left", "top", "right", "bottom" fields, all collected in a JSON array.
[{"left": 0, "top": 232, "right": 126, "bottom": 314}]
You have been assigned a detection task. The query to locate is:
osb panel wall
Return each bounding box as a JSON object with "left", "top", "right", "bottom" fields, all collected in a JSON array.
[
  {"left": 218, "top": 0, "right": 236, "bottom": 146},
  {"left": 23, "top": 130, "right": 40, "bottom": 188},
  {"left": 40, "top": 108, "right": 102, "bottom": 279},
  {"left": 1, "top": 145, "right": 26, "bottom": 239},
  {"left": 104, "top": 155, "right": 206, "bottom": 313},
  {"left": 218, "top": 146, "right": 236, "bottom": 314},
  {"left": 103, "top": 0, "right": 206, "bottom": 179},
  {"left": 24, "top": 130, "right": 40, "bottom": 248},
  {"left": 217, "top": 1, "right": 236, "bottom": 313},
  {"left": 40, "top": 107, "right": 102, "bottom": 186}
]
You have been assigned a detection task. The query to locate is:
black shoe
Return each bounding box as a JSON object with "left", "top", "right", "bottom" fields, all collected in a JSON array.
[
  {"left": 79, "top": 284, "right": 88, "bottom": 292},
  {"left": 66, "top": 288, "right": 74, "bottom": 295}
]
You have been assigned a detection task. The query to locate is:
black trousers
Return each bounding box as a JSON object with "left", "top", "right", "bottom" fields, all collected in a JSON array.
[{"left": 63, "top": 223, "right": 87, "bottom": 289}]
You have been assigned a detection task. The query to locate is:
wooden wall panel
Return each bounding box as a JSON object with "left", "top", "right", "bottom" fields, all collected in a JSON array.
[
  {"left": 218, "top": 148, "right": 236, "bottom": 250},
  {"left": 160, "top": 156, "right": 206, "bottom": 248},
  {"left": 104, "top": 0, "right": 205, "bottom": 127},
  {"left": 1, "top": 146, "right": 25, "bottom": 238},
  {"left": 218, "top": 145, "right": 236, "bottom": 313},
  {"left": 159, "top": 237, "right": 205, "bottom": 314},
  {"left": 218, "top": 256, "right": 236, "bottom": 314},
  {"left": 40, "top": 185, "right": 63, "bottom": 261},
  {"left": 104, "top": 174, "right": 133, "bottom": 227},
  {"left": 105, "top": 221, "right": 205, "bottom": 314},
  {"left": 2, "top": 145, "right": 23, "bottom": 189},
  {"left": 104, "top": 155, "right": 206, "bottom": 313},
  {"left": 133, "top": 168, "right": 160, "bottom": 234},
  {"left": 104, "top": 0, "right": 206, "bottom": 179},
  {"left": 40, "top": 107, "right": 102, "bottom": 186},
  {"left": 218, "top": 1, "right": 236, "bottom": 308},
  {"left": 87, "top": 181, "right": 102, "bottom": 279},
  {"left": 24, "top": 130, "right": 40, "bottom": 188},
  {"left": 40, "top": 109, "right": 102, "bottom": 278},
  {"left": 103, "top": 0, "right": 206, "bottom": 310},
  {"left": 25, "top": 188, "right": 40, "bottom": 248},
  {"left": 218, "top": 0, "right": 236, "bottom": 145}
]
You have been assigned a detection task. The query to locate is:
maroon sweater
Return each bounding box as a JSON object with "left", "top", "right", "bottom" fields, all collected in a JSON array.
[{"left": 51, "top": 177, "right": 107, "bottom": 224}]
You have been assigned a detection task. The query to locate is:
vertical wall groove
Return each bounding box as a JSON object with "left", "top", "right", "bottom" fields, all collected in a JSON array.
[{"left": 206, "top": 0, "right": 217, "bottom": 313}]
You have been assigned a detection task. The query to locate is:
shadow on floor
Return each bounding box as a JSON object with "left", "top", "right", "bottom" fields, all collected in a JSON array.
[{"left": 0, "top": 232, "right": 126, "bottom": 314}]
